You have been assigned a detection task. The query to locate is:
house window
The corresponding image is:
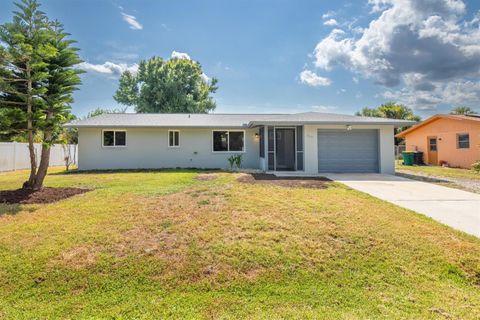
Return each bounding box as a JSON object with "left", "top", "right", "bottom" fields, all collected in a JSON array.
[
  {"left": 168, "top": 130, "right": 180, "bottom": 147},
  {"left": 429, "top": 138, "right": 437, "bottom": 151},
  {"left": 457, "top": 133, "right": 470, "bottom": 149},
  {"left": 103, "top": 130, "right": 126, "bottom": 147},
  {"left": 212, "top": 131, "right": 245, "bottom": 152}
]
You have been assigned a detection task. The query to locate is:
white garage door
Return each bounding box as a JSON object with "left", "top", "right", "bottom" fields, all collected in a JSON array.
[{"left": 318, "top": 129, "right": 379, "bottom": 173}]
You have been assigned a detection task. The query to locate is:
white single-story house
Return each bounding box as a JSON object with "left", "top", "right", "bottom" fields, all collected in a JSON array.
[{"left": 64, "top": 112, "right": 415, "bottom": 174}]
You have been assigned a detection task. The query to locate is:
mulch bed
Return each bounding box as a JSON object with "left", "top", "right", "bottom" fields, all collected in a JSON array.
[
  {"left": 0, "top": 187, "right": 92, "bottom": 204},
  {"left": 236, "top": 173, "right": 330, "bottom": 189}
]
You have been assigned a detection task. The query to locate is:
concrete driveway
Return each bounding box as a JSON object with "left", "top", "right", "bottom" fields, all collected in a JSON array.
[{"left": 325, "top": 173, "right": 480, "bottom": 238}]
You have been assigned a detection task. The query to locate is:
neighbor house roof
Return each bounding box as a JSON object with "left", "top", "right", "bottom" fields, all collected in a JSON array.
[
  {"left": 64, "top": 112, "right": 416, "bottom": 129},
  {"left": 395, "top": 114, "right": 480, "bottom": 138}
]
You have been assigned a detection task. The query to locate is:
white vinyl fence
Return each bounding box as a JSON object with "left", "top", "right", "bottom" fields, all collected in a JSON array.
[{"left": 0, "top": 142, "right": 77, "bottom": 172}]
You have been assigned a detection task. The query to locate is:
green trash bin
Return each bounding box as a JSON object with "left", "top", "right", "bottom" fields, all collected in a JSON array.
[{"left": 402, "top": 151, "right": 415, "bottom": 166}]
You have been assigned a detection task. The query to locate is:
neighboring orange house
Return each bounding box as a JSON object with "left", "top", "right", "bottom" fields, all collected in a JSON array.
[{"left": 396, "top": 114, "right": 480, "bottom": 169}]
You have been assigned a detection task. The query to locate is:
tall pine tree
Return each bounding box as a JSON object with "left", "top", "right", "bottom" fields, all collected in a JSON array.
[
  {"left": 0, "top": 0, "right": 82, "bottom": 190},
  {"left": 33, "top": 20, "right": 82, "bottom": 189}
]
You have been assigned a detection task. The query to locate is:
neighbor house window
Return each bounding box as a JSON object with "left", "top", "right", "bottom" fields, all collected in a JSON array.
[
  {"left": 168, "top": 130, "right": 180, "bottom": 147},
  {"left": 457, "top": 133, "right": 470, "bottom": 149},
  {"left": 212, "top": 131, "right": 245, "bottom": 152},
  {"left": 429, "top": 138, "right": 437, "bottom": 151},
  {"left": 103, "top": 130, "right": 126, "bottom": 147}
]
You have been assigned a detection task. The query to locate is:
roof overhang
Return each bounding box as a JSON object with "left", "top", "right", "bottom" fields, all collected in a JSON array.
[
  {"left": 395, "top": 114, "right": 479, "bottom": 138},
  {"left": 65, "top": 121, "right": 416, "bottom": 129},
  {"left": 249, "top": 120, "right": 417, "bottom": 128},
  {"left": 63, "top": 124, "right": 250, "bottom": 129}
]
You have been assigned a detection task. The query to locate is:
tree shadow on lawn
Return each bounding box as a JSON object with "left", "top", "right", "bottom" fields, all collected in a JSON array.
[{"left": 0, "top": 203, "right": 37, "bottom": 216}]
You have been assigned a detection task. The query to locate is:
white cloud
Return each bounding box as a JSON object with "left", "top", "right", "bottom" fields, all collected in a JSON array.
[
  {"left": 299, "top": 70, "right": 332, "bottom": 87},
  {"left": 171, "top": 51, "right": 192, "bottom": 60},
  {"left": 307, "top": 0, "right": 480, "bottom": 110},
  {"left": 322, "top": 11, "right": 335, "bottom": 19},
  {"left": 323, "top": 19, "right": 338, "bottom": 26},
  {"left": 383, "top": 80, "right": 480, "bottom": 110},
  {"left": 121, "top": 12, "right": 143, "bottom": 30},
  {"left": 78, "top": 61, "right": 138, "bottom": 76}
]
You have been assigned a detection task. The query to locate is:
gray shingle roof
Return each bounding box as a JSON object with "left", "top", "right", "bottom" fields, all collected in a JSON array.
[{"left": 64, "top": 112, "right": 416, "bottom": 128}]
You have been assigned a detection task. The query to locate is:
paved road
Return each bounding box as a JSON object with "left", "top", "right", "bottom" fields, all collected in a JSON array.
[{"left": 325, "top": 173, "right": 480, "bottom": 238}]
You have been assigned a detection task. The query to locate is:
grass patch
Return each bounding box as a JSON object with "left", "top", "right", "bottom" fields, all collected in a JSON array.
[
  {"left": 396, "top": 160, "right": 480, "bottom": 180},
  {"left": 0, "top": 168, "right": 479, "bottom": 318}
]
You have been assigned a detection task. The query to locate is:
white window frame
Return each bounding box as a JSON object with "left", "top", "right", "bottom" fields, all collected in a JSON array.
[
  {"left": 212, "top": 130, "right": 246, "bottom": 153},
  {"left": 102, "top": 129, "right": 127, "bottom": 148},
  {"left": 168, "top": 130, "right": 180, "bottom": 148}
]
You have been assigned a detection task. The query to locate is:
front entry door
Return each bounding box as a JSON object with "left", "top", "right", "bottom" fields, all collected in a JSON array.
[
  {"left": 427, "top": 136, "right": 438, "bottom": 165},
  {"left": 275, "top": 128, "right": 295, "bottom": 171}
]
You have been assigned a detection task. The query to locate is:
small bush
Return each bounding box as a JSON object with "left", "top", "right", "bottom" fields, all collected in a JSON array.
[
  {"left": 227, "top": 154, "right": 243, "bottom": 170},
  {"left": 472, "top": 161, "right": 480, "bottom": 173}
]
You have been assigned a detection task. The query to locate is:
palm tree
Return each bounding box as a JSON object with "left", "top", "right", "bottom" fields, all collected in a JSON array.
[{"left": 450, "top": 106, "right": 478, "bottom": 115}]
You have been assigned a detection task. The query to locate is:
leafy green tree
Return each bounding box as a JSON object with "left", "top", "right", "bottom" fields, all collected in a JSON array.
[
  {"left": 377, "top": 103, "right": 421, "bottom": 122},
  {"left": 450, "top": 106, "right": 477, "bottom": 115},
  {"left": 114, "top": 56, "right": 218, "bottom": 113},
  {"left": 355, "top": 102, "right": 420, "bottom": 142},
  {"left": 356, "top": 103, "right": 420, "bottom": 122},
  {"left": 355, "top": 107, "right": 382, "bottom": 117},
  {"left": 0, "top": 0, "right": 81, "bottom": 190}
]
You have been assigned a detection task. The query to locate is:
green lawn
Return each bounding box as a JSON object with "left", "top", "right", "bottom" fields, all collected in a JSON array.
[
  {"left": 1, "top": 169, "right": 480, "bottom": 319},
  {"left": 396, "top": 160, "right": 480, "bottom": 181}
]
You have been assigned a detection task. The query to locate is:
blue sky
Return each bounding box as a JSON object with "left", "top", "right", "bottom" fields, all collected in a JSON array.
[{"left": 1, "top": 0, "right": 479, "bottom": 118}]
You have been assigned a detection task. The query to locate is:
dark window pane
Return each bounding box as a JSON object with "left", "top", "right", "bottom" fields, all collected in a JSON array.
[
  {"left": 268, "top": 152, "right": 274, "bottom": 170},
  {"left": 229, "top": 131, "right": 244, "bottom": 151},
  {"left": 103, "top": 131, "right": 114, "bottom": 146},
  {"left": 458, "top": 134, "right": 469, "bottom": 149},
  {"left": 297, "top": 152, "right": 304, "bottom": 170},
  {"left": 213, "top": 131, "right": 228, "bottom": 151},
  {"left": 429, "top": 138, "right": 437, "bottom": 151},
  {"left": 259, "top": 127, "right": 265, "bottom": 157},
  {"left": 169, "top": 131, "right": 174, "bottom": 146},
  {"left": 115, "top": 131, "right": 126, "bottom": 146},
  {"left": 174, "top": 131, "right": 179, "bottom": 146},
  {"left": 296, "top": 126, "right": 303, "bottom": 151},
  {"left": 268, "top": 127, "right": 274, "bottom": 151}
]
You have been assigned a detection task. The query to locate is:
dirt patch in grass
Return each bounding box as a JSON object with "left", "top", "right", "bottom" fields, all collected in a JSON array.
[
  {"left": 56, "top": 244, "right": 102, "bottom": 270},
  {"left": 196, "top": 173, "right": 218, "bottom": 181},
  {"left": 236, "top": 173, "right": 330, "bottom": 189},
  {"left": 0, "top": 187, "right": 92, "bottom": 204}
]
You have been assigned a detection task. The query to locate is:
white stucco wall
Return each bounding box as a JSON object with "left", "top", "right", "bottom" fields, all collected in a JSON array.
[
  {"left": 78, "top": 127, "right": 260, "bottom": 170},
  {"left": 303, "top": 124, "right": 395, "bottom": 174},
  {"left": 78, "top": 125, "right": 396, "bottom": 174}
]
